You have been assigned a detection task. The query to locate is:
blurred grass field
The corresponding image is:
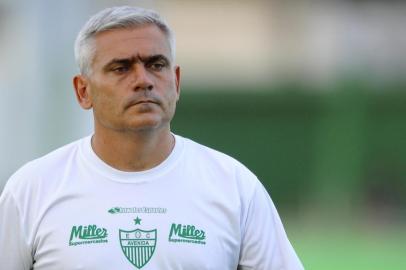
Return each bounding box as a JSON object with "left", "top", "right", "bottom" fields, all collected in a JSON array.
[{"left": 286, "top": 218, "right": 406, "bottom": 270}]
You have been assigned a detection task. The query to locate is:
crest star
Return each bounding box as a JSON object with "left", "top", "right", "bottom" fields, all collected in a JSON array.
[{"left": 134, "top": 216, "right": 142, "bottom": 225}]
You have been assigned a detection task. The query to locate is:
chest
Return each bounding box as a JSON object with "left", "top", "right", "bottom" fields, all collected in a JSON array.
[{"left": 31, "top": 185, "right": 241, "bottom": 270}]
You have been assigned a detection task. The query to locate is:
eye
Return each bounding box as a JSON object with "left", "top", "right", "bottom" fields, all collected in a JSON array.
[
  {"left": 112, "top": 66, "right": 130, "bottom": 74},
  {"left": 148, "top": 61, "right": 166, "bottom": 71}
]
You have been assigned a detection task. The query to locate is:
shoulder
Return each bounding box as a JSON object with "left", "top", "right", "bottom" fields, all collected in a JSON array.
[
  {"left": 179, "top": 135, "right": 241, "bottom": 164},
  {"left": 29, "top": 137, "right": 84, "bottom": 172},
  {"left": 2, "top": 137, "right": 86, "bottom": 198},
  {"left": 178, "top": 134, "right": 261, "bottom": 194},
  {"left": 180, "top": 135, "right": 250, "bottom": 170}
]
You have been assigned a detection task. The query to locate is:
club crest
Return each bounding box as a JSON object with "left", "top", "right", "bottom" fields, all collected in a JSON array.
[{"left": 119, "top": 228, "right": 157, "bottom": 269}]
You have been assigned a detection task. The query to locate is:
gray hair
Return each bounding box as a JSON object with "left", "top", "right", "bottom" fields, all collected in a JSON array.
[{"left": 74, "top": 6, "right": 175, "bottom": 75}]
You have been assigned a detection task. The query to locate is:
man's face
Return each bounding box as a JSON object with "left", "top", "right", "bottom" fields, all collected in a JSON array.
[{"left": 77, "top": 25, "right": 180, "bottom": 133}]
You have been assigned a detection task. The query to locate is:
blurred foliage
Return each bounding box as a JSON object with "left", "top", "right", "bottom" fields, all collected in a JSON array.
[{"left": 172, "top": 81, "right": 406, "bottom": 219}]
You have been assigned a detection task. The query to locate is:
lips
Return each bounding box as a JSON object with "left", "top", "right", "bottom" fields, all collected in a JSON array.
[
  {"left": 125, "top": 98, "right": 160, "bottom": 110},
  {"left": 135, "top": 100, "right": 157, "bottom": 105}
]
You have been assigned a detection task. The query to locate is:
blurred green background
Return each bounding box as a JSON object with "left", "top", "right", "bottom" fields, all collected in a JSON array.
[
  {"left": 1, "top": 0, "right": 405, "bottom": 269},
  {"left": 172, "top": 81, "right": 406, "bottom": 269}
]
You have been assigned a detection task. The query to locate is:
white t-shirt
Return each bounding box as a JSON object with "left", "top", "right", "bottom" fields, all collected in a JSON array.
[{"left": 0, "top": 134, "right": 304, "bottom": 270}]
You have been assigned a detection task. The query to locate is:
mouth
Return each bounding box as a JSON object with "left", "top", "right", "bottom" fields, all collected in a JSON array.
[
  {"left": 135, "top": 100, "right": 157, "bottom": 105},
  {"left": 125, "top": 98, "right": 160, "bottom": 110}
]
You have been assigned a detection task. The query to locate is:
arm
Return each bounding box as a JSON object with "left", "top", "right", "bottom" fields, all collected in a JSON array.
[
  {"left": 238, "top": 182, "right": 304, "bottom": 270},
  {"left": 0, "top": 187, "right": 32, "bottom": 270}
]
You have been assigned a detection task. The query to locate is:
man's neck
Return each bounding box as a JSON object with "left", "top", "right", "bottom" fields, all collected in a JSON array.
[{"left": 91, "top": 126, "right": 175, "bottom": 172}]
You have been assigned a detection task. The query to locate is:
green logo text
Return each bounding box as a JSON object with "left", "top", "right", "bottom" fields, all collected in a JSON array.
[
  {"left": 168, "top": 223, "right": 206, "bottom": 245},
  {"left": 69, "top": 224, "right": 108, "bottom": 246}
]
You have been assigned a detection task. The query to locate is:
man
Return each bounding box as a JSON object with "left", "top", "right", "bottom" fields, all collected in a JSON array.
[{"left": 0, "top": 6, "right": 304, "bottom": 270}]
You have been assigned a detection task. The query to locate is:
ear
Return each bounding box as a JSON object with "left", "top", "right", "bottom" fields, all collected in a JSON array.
[
  {"left": 174, "top": 65, "right": 181, "bottom": 100},
  {"left": 73, "top": 75, "right": 93, "bottom": 110}
]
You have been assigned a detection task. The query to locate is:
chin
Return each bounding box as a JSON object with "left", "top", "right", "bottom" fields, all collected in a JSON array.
[{"left": 127, "top": 118, "right": 165, "bottom": 132}]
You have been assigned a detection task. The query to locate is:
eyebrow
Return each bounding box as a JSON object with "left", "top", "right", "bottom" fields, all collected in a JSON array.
[{"left": 102, "top": 54, "right": 170, "bottom": 71}]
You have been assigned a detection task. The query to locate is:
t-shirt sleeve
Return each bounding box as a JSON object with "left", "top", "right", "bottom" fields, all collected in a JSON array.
[
  {"left": 0, "top": 187, "right": 32, "bottom": 270},
  {"left": 238, "top": 181, "right": 304, "bottom": 270}
]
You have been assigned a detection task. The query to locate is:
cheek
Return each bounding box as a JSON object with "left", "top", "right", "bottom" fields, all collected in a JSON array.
[
  {"left": 163, "top": 85, "right": 179, "bottom": 107},
  {"left": 91, "top": 87, "right": 122, "bottom": 116},
  {"left": 164, "top": 76, "right": 179, "bottom": 100},
  {"left": 166, "top": 91, "right": 179, "bottom": 117}
]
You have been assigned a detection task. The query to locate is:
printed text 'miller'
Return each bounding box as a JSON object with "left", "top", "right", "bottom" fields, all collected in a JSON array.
[
  {"left": 169, "top": 224, "right": 205, "bottom": 240},
  {"left": 70, "top": 225, "right": 108, "bottom": 241}
]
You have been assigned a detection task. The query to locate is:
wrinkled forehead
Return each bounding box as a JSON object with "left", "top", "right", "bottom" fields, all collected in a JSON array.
[{"left": 91, "top": 25, "right": 172, "bottom": 69}]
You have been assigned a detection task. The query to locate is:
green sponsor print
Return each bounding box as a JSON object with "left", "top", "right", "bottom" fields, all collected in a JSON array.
[
  {"left": 108, "top": 206, "right": 167, "bottom": 214},
  {"left": 69, "top": 224, "right": 108, "bottom": 246},
  {"left": 119, "top": 228, "right": 157, "bottom": 269},
  {"left": 168, "top": 223, "right": 206, "bottom": 245}
]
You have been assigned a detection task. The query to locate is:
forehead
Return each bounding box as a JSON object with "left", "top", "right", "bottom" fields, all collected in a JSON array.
[{"left": 92, "top": 25, "right": 171, "bottom": 67}]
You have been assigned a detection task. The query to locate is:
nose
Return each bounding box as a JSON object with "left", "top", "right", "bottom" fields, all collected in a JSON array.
[{"left": 132, "top": 64, "right": 154, "bottom": 91}]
